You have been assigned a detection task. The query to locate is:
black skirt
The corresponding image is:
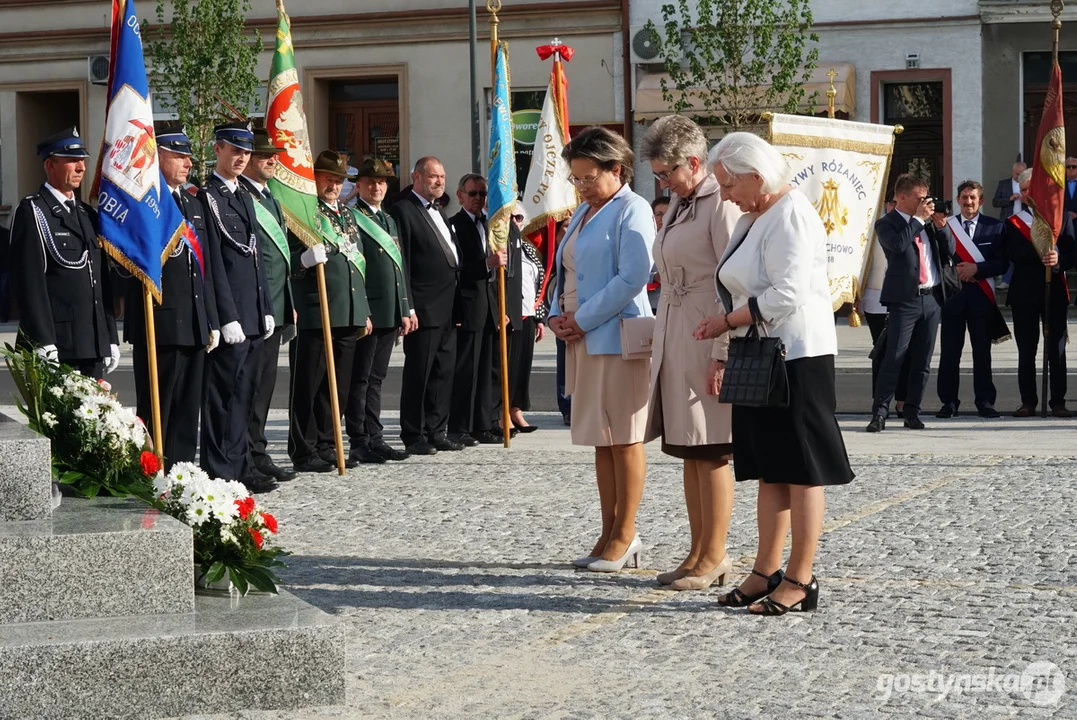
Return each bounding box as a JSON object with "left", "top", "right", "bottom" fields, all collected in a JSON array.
[{"left": 731, "top": 354, "right": 854, "bottom": 486}]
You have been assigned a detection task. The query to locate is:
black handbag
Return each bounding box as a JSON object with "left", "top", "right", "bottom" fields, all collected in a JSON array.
[{"left": 718, "top": 297, "right": 790, "bottom": 407}]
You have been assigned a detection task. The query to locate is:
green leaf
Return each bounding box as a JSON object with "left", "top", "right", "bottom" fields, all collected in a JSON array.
[
  {"left": 241, "top": 565, "right": 279, "bottom": 594},
  {"left": 206, "top": 561, "right": 227, "bottom": 583},
  {"left": 228, "top": 566, "right": 250, "bottom": 596}
]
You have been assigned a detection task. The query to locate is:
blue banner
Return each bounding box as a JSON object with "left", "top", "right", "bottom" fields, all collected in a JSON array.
[
  {"left": 487, "top": 41, "right": 517, "bottom": 253},
  {"left": 94, "top": 0, "right": 187, "bottom": 302}
]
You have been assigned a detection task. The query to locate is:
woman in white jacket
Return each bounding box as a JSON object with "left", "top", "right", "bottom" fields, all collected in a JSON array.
[{"left": 695, "top": 132, "right": 854, "bottom": 615}]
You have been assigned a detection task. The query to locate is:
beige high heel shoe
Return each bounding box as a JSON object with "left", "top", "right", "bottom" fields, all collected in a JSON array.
[
  {"left": 656, "top": 567, "right": 691, "bottom": 586},
  {"left": 669, "top": 553, "right": 732, "bottom": 591}
]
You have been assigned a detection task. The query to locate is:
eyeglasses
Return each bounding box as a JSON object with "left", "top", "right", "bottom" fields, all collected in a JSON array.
[
  {"left": 512, "top": 214, "right": 524, "bottom": 222},
  {"left": 568, "top": 174, "right": 600, "bottom": 188},
  {"left": 465, "top": 190, "right": 488, "bottom": 198},
  {"left": 652, "top": 165, "right": 681, "bottom": 182},
  {"left": 1067, "top": 165, "right": 1077, "bottom": 170}
]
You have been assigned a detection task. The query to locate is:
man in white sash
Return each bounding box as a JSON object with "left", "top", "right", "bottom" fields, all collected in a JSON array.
[
  {"left": 1004, "top": 168, "right": 1077, "bottom": 417},
  {"left": 936, "top": 181, "right": 1009, "bottom": 418}
]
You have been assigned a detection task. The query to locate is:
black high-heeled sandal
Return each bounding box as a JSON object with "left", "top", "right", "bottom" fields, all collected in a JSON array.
[
  {"left": 748, "top": 575, "right": 819, "bottom": 615},
  {"left": 716, "top": 569, "right": 784, "bottom": 608}
]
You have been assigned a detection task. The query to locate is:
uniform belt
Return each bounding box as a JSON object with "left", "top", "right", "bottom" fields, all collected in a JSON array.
[{"left": 917, "top": 285, "right": 937, "bottom": 296}]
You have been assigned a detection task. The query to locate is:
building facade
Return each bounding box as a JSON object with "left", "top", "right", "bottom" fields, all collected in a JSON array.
[
  {"left": 0, "top": 0, "right": 627, "bottom": 221},
  {"left": 628, "top": 0, "right": 1075, "bottom": 205}
]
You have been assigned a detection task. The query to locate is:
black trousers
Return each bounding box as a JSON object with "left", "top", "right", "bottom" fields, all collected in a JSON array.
[
  {"left": 346, "top": 326, "right": 397, "bottom": 449},
  {"left": 288, "top": 327, "right": 360, "bottom": 462},
  {"left": 872, "top": 291, "right": 942, "bottom": 418},
  {"left": 67, "top": 358, "right": 105, "bottom": 380},
  {"left": 937, "top": 290, "right": 997, "bottom": 409},
  {"left": 865, "top": 313, "right": 908, "bottom": 405},
  {"left": 249, "top": 327, "right": 285, "bottom": 470},
  {"left": 400, "top": 323, "right": 456, "bottom": 445},
  {"left": 555, "top": 336, "right": 571, "bottom": 416},
  {"left": 134, "top": 342, "right": 204, "bottom": 467},
  {"left": 201, "top": 336, "right": 264, "bottom": 481},
  {"left": 1012, "top": 300, "right": 1069, "bottom": 408},
  {"left": 449, "top": 321, "right": 497, "bottom": 435},
  {"left": 507, "top": 317, "right": 537, "bottom": 411}
]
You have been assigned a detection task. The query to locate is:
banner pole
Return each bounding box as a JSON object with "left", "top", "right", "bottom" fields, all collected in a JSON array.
[
  {"left": 1042, "top": 1, "right": 1064, "bottom": 418},
  {"left": 489, "top": 0, "right": 512, "bottom": 447},
  {"left": 142, "top": 286, "right": 164, "bottom": 461},
  {"left": 316, "top": 263, "right": 347, "bottom": 474}
]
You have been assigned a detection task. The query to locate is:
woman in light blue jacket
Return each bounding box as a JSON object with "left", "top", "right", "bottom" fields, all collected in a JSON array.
[{"left": 548, "top": 126, "right": 655, "bottom": 573}]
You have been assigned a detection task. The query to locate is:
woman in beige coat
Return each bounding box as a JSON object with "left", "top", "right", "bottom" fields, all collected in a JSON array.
[{"left": 641, "top": 115, "right": 744, "bottom": 590}]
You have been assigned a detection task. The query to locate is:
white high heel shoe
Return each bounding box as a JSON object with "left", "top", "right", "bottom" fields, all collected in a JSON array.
[
  {"left": 587, "top": 535, "right": 642, "bottom": 573},
  {"left": 572, "top": 555, "right": 598, "bottom": 568}
]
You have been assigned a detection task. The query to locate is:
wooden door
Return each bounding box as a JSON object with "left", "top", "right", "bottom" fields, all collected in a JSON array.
[
  {"left": 328, "top": 100, "right": 401, "bottom": 196},
  {"left": 883, "top": 82, "right": 945, "bottom": 199}
]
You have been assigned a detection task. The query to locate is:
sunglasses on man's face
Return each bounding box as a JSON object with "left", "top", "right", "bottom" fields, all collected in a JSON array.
[
  {"left": 1068, "top": 165, "right": 1077, "bottom": 170},
  {"left": 466, "top": 190, "right": 488, "bottom": 198}
]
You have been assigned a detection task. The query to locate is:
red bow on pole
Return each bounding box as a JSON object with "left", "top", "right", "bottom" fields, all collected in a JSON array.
[{"left": 536, "top": 44, "right": 574, "bottom": 62}]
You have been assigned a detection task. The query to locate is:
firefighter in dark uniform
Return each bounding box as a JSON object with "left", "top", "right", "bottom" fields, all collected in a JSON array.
[
  {"left": 238, "top": 128, "right": 299, "bottom": 483},
  {"left": 199, "top": 120, "right": 276, "bottom": 492},
  {"left": 288, "top": 150, "right": 372, "bottom": 473},
  {"left": 346, "top": 158, "right": 413, "bottom": 464},
  {"left": 123, "top": 122, "right": 219, "bottom": 467},
  {"left": 9, "top": 127, "right": 118, "bottom": 378}
]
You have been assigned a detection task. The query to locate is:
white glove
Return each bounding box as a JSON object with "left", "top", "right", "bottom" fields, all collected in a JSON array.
[
  {"left": 35, "top": 344, "right": 59, "bottom": 362},
  {"left": 263, "top": 314, "right": 275, "bottom": 340},
  {"left": 103, "top": 344, "right": 121, "bottom": 374},
  {"left": 221, "top": 321, "right": 245, "bottom": 345},
  {"left": 301, "top": 244, "right": 328, "bottom": 268},
  {"left": 207, "top": 329, "right": 221, "bottom": 353}
]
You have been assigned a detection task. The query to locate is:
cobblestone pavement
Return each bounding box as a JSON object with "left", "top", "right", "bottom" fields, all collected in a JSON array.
[{"left": 171, "top": 413, "right": 1075, "bottom": 719}]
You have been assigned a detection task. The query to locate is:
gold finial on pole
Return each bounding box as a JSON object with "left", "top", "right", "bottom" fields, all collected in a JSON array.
[
  {"left": 1051, "top": 0, "right": 1064, "bottom": 62},
  {"left": 826, "top": 68, "right": 838, "bottom": 119}
]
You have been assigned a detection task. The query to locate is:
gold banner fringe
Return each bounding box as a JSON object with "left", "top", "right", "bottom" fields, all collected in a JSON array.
[
  {"left": 100, "top": 236, "right": 163, "bottom": 305},
  {"left": 279, "top": 204, "right": 323, "bottom": 250}
]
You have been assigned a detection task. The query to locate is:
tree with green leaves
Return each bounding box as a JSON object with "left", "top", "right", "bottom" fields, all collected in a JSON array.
[
  {"left": 646, "top": 0, "right": 819, "bottom": 131},
  {"left": 144, "top": 0, "right": 263, "bottom": 180}
]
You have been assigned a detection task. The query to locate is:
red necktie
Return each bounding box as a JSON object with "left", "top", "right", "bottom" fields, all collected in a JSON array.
[{"left": 914, "top": 229, "right": 929, "bottom": 285}]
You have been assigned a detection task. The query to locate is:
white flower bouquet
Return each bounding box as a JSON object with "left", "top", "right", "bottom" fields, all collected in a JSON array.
[{"left": 151, "top": 462, "right": 286, "bottom": 594}]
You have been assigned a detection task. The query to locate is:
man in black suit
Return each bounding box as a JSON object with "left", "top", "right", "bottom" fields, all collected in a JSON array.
[
  {"left": 1064, "top": 157, "right": 1077, "bottom": 221},
  {"left": 992, "top": 161, "right": 1027, "bottom": 220},
  {"left": 124, "top": 123, "right": 219, "bottom": 467},
  {"left": 199, "top": 121, "right": 276, "bottom": 492},
  {"left": 347, "top": 158, "right": 413, "bottom": 464},
  {"left": 1005, "top": 168, "right": 1076, "bottom": 417},
  {"left": 448, "top": 174, "right": 508, "bottom": 445},
  {"left": 9, "top": 127, "right": 118, "bottom": 379},
  {"left": 935, "top": 180, "right": 1009, "bottom": 418},
  {"left": 868, "top": 173, "right": 956, "bottom": 432},
  {"left": 238, "top": 128, "right": 298, "bottom": 483},
  {"left": 389, "top": 156, "right": 463, "bottom": 455}
]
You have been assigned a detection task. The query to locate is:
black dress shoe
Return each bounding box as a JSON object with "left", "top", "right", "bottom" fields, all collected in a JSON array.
[
  {"left": 405, "top": 440, "right": 438, "bottom": 456},
  {"left": 1014, "top": 405, "right": 1035, "bottom": 418},
  {"left": 242, "top": 473, "right": 278, "bottom": 494},
  {"left": 473, "top": 430, "right": 503, "bottom": 444},
  {"left": 903, "top": 415, "right": 925, "bottom": 430},
  {"left": 935, "top": 404, "right": 958, "bottom": 418},
  {"left": 447, "top": 433, "right": 479, "bottom": 447},
  {"left": 257, "top": 463, "right": 299, "bottom": 482},
  {"left": 349, "top": 445, "right": 387, "bottom": 464},
  {"left": 431, "top": 436, "right": 465, "bottom": 452},
  {"left": 1051, "top": 404, "right": 1072, "bottom": 418},
  {"left": 977, "top": 406, "right": 1001, "bottom": 419},
  {"left": 514, "top": 424, "right": 539, "bottom": 434},
  {"left": 293, "top": 455, "right": 335, "bottom": 473},
  {"left": 866, "top": 415, "right": 886, "bottom": 433},
  {"left": 372, "top": 442, "right": 410, "bottom": 461},
  {"left": 318, "top": 448, "right": 359, "bottom": 469}
]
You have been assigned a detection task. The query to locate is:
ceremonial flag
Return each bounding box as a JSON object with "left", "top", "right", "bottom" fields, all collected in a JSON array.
[
  {"left": 1027, "top": 60, "right": 1067, "bottom": 255},
  {"left": 522, "top": 43, "right": 578, "bottom": 308},
  {"left": 264, "top": 0, "right": 323, "bottom": 249},
  {"left": 487, "top": 41, "right": 517, "bottom": 253},
  {"left": 93, "top": 0, "right": 189, "bottom": 302},
  {"left": 767, "top": 113, "right": 898, "bottom": 311}
]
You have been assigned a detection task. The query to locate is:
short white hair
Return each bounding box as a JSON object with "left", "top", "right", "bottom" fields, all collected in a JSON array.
[
  {"left": 708, "top": 132, "right": 791, "bottom": 194},
  {"left": 1018, "top": 168, "right": 1033, "bottom": 185}
]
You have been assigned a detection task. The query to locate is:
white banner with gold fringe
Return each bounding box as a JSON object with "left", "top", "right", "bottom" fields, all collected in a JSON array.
[{"left": 767, "top": 113, "right": 898, "bottom": 312}]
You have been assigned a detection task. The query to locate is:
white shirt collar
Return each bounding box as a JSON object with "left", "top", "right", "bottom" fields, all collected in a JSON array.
[
  {"left": 44, "top": 182, "right": 74, "bottom": 205},
  {"left": 322, "top": 199, "right": 340, "bottom": 211},
  {"left": 464, "top": 209, "right": 486, "bottom": 224},
  {"left": 413, "top": 189, "right": 439, "bottom": 209},
  {"left": 242, "top": 176, "right": 265, "bottom": 194},
  {"left": 358, "top": 197, "right": 381, "bottom": 213},
  {"left": 167, "top": 184, "right": 181, "bottom": 196},
  {"left": 897, "top": 209, "right": 913, "bottom": 224},
  {"left": 213, "top": 171, "right": 238, "bottom": 193},
  {"left": 958, "top": 212, "right": 980, "bottom": 224}
]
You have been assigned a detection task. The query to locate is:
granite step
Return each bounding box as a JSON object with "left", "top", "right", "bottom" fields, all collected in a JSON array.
[
  {"left": 0, "top": 590, "right": 346, "bottom": 720},
  {"left": 0, "top": 497, "right": 194, "bottom": 624},
  {"left": 0, "top": 414, "right": 54, "bottom": 522}
]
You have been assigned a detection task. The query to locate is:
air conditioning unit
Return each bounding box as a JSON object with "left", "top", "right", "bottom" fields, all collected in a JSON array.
[
  {"left": 88, "top": 55, "right": 110, "bottom": 85},
  {"left": 629, "top": 25, "right": 687, "bottom": 66}
]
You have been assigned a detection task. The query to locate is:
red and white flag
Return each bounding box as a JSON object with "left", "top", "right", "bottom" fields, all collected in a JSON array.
[{"left": 521, "top": 43, "right": 578, "bottom": 307}]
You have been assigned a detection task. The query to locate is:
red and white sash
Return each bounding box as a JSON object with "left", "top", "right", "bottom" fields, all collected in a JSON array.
[{"left": 948, "top": 215, "right": 995, "bottom": 303}]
